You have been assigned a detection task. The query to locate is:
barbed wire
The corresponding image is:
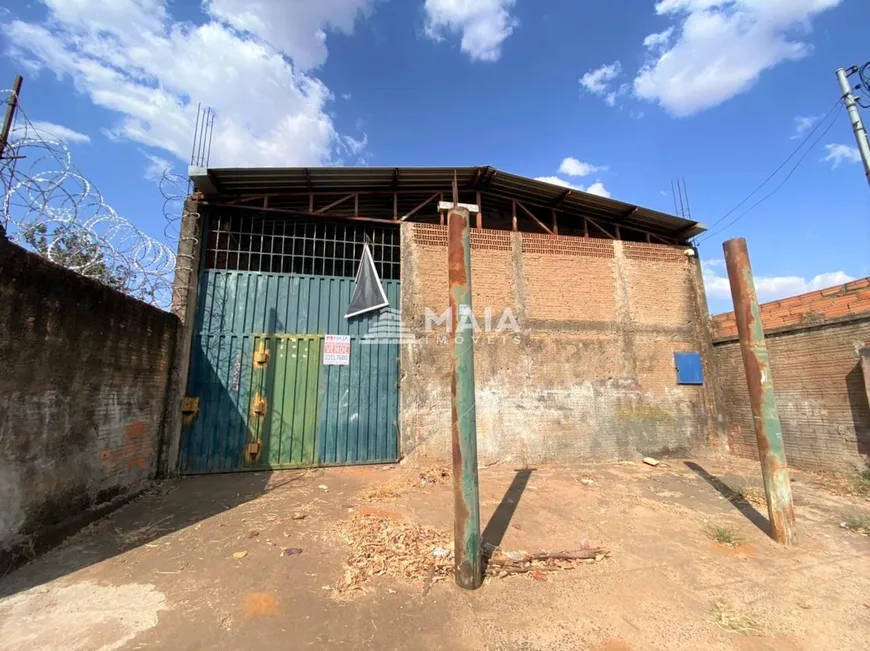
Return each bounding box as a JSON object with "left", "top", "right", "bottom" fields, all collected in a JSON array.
[
  {"left": 0, "top": 87, "right": 178, "bottom": 307},
  {"left": 159, "top": 168, "right": 200, "bottom": 318}
]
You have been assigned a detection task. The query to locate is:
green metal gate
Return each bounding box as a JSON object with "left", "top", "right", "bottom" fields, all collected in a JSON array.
[
  {"left": 180, "top": 270, "right": 401, "bottom": 474},
  {"left": 249, "top": 335, "right": 322, "bottom": 468}
]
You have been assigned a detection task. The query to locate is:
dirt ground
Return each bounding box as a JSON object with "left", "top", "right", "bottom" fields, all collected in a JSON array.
[{"left": 0, "top": 457, "right": 868, "bottom": 651}]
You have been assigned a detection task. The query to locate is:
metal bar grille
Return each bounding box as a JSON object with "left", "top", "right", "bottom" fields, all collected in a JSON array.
[{"left": 204, "top": 213, "right": 401, "bottom": 279}]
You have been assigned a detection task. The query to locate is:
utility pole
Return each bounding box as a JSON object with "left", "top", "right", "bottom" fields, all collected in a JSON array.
[
  {"left": 836, "top": 67, "right": 870, "bottom": 188},
  {"left": 448, "top": 173, "right": 482, "bottom": 590},
  {"left": 723, "top": 237, "right": 796, "bottom": 546},
  {"left": 0, "top": 75, "right": 23, "bottom": 160}
]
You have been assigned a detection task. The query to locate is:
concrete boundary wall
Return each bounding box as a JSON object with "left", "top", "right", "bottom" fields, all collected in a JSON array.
[
  {"left": 0, "top": 236, "right": 180, "bottom": 569},
  {"left": 400, "top": 224, "right": 719, "bottom": 465},
  {"left": 712, "top": 278, "right": 870, "bottom": 471}
]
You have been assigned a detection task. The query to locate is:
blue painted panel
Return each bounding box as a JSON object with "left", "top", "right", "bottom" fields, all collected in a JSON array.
[
  {"left": 674, "top": 352, "right": 704, "bottom": 385},
  {"left": 181, "top": 332, "right": 254, "bottom": 474},
  {"left": 317, "top": 279, "right": 400, "bottom": 465},
  {"left": 181, "top": 270, "right": 400, "bottom": 473}
]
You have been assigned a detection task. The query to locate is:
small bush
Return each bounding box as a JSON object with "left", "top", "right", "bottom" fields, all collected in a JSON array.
[
  {"left": 840, "top": 514, "right": 870, "bottom": 536},
  {"left": 855, "top": 466, "right": 870, "bottom": 498},
  {"left": 706, "top": 524, "right": 744, "bottom": 547}
]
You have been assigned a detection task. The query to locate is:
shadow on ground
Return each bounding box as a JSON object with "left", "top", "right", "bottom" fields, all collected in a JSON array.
[
  {"left": 482, "top": 469, "right": 533, "bottom": 566},
  {"left": 684, "top": 461, "right": 771, "bottom": 537},
  {"left": 0, "top": 469, "right": 323, "bottom": 599}
]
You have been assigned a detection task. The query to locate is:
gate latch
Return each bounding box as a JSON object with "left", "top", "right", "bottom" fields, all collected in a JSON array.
[
  {"left": 253, "top": 346, "right": 270, "bottom": 367},
  {"left": 181, "top": 397, "right": 200, "bottom": 426}
]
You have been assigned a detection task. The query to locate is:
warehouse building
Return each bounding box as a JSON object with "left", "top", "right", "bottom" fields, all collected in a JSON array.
[{"left": 171, "top": 166, "right": 714, "bottom": 474}]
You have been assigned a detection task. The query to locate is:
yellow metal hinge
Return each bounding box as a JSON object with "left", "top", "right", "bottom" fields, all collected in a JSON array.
[
  {"left": 181, "top": 397, "right": 199, "bottom": 426},
  {"left": 251, "top": 394, "right": 267, "bottom": 418},
  {"left": 253, "top": 344, "right": 270, "bottom": 367}
]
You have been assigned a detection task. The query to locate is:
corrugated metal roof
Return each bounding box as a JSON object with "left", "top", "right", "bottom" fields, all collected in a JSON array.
[{"left": 191, "top": 165, "right": 706, "bottom": 239}]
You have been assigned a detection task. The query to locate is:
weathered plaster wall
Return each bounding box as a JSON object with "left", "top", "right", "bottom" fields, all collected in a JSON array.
[
  {"left": 0, "top": 237, "right": 179, "bottom": 565},
  {"left": 400, "top": 224, "right": 719, "bottom": 464},
  {"left": 712, "top": 278, "right": 870, "bottom": 472}
]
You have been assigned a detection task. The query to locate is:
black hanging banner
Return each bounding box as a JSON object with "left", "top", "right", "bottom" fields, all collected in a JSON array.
[{"left": 345, "top": 242, "right": 389, "bottom": 319}]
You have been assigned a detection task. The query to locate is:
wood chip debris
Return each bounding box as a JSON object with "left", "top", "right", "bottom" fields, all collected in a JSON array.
[
  {"left": 333, "top": 514, "right": 452, "bottom": 599},
  {"left": 484, "top": 547, "right": 609, "bottom": 577},
  {"left": 333, "top": 514, "right": 609, "bottom": 599},
  {"left": 359, "top": 465, "right": 451, "bottom": 502}
]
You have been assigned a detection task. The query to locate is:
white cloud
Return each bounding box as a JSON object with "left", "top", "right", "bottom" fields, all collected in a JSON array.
[
  {"left": 585, "top": 182, "right": 611, "bottom": 198},
  {"left": 535, "top": 176, "right": 578, "bottom": 190},
  {"left": 424, "top": 0, "right": 518, "bottom": 62},
  {"left": 821, "top": 143, "right": 861, "bottom": 168},
  {"left": 558, "top": 156, "right": 605, "bottom": 177},
  {"left": 340, "top": 133, "right": 368, "bottom": 157},
  {"left": 538, "top": 156, "right": 612, "bottom": 197},
  {"left": 579, "top": 61, "right": 623, "bottom": 106},
  {"left": 702, "top": 258, "right": 856, "bottom": 303},
  {"left": 19, "top": 120, "right": 91, "bottom": 144},
  {"left": 143, "top": 153, "right": 172, "bottom": 183},
  {"left": 204, "top": 0, "right": 376, "bottom": 71},
  {"left": 643, "top": 26, "right": 674, "bottom": 51},
  {"left": 534, "top": 176, "right": 611, "bottom": 198},
  {"left": 791, "top": 114, "right": 820, "bottom": 139},
  {"left": 3, "top": 0, "right": 371, "bottom": 167},
  {"left": 632, "top": 0, "right": 843, "bottom": 116}
]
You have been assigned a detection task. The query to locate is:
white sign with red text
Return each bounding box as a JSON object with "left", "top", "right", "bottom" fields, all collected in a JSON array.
[{"left": 323, "top": 335, "right": 351, "bottom": 366}]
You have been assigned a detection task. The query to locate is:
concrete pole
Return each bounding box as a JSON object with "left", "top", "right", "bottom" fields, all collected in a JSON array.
[
  {"left": 836, "top": 68, "right": 870, "bottom": 189},
  {"left": 723, "top": 238, "right": 796, "bottom": 545},
  {"left": 0, "top": 75, "right": 23, "bottom": 161},
  {"left": 448, "top": 205, "right": 482, "bottom": 589},
  {"left": 165, "top": 199, "right": 203, "bottom": 475}
]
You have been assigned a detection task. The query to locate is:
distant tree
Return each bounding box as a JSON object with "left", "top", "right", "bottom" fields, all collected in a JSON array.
[{"left": 22, "top": 223, "right": 134, "bottom": 291}]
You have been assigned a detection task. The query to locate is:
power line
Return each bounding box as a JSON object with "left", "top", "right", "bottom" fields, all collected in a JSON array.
[
  {"left": 697, "top": 99, "right": 843, "bottom": 244},
  {"left": 697, "top": 98, "right": 842, "bottom": 240}
]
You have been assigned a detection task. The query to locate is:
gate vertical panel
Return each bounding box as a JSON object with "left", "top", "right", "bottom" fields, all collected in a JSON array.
[
  {"left": 317, "top": 279, "right": 400, "bottom": 465},
  {"left": 181, "top": 269, "right": 401, "bottom": 473},
  {"left": 257, "top": 335, "right": 322, "bottom": 468}
]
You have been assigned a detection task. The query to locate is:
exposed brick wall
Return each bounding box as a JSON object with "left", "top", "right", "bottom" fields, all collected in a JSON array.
[
  {"left": 712, "top": 279, "right": 870, "bottom": 471},
  {"left": 401, "top": 224, "right": 719, "bottom": 464},
  {"left": 522, "top": 240, "right": 616, "bottom": 322},
  {"left": 0, "top": 238, "right": 179, "bottom": 562},
  {"left": 711, "top": 277, "right": 870, "bottom": 340}
]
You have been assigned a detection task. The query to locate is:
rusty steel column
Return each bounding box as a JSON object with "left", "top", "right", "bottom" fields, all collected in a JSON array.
[
  {"left": 448, "top": 205, "right": 482, "bottom": 589},
  {"left": 0, "top": 75, "right": 23, "bottom": 161},
  {"left": 723, "top": 237, "right": 796, "bottom": 545}
]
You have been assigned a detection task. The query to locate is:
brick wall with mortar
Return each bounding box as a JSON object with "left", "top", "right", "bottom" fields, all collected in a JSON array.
[
  {"left": 400, "top": 223, "right": 719, "bottom": 464},
  {"left": 0, "top": 236, "right": 179, "bottom": 566},
  {"left": 164, "top": 199, "right": 203, "bottom": 475},
  {"left": 712, "top": 278, "right": 870, "bottom": 472}
]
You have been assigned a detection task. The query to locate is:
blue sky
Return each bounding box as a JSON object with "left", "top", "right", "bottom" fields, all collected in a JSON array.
[{"left": 1, "top": 0, "right": 868, "bottom": 314}]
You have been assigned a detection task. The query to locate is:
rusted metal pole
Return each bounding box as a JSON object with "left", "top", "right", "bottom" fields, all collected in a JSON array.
[
  {"left": 475, "top": 191, "right": 482, "bottom": 229},
  {"left": 0, "top": 75, "right": 23, "bottom": 160},
  {"left": 448, "top": 204, "right": 482, "bottom": 589},
  {"left": 723, "top": 237, "right": 796, "bottom": 545}
]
